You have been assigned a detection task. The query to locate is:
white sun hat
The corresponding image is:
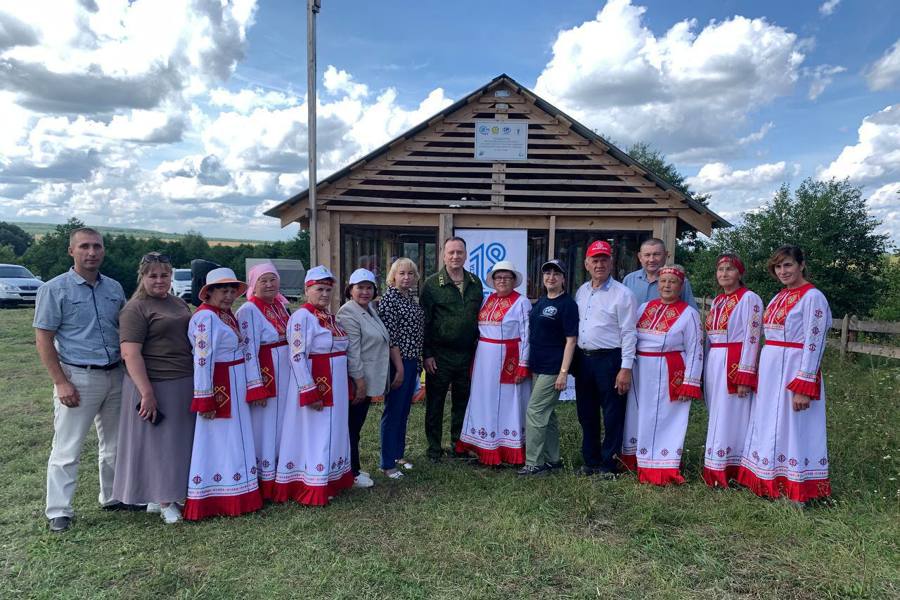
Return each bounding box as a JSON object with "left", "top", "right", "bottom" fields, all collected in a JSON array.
[
  {"left": 485, "top": 260, "right": 523, "bottom": 289},
  {"left": 199, "top": 267, "right": 248, "bottom": 301}
]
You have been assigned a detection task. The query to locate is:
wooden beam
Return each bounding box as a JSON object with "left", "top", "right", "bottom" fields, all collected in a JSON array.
[
  {"left": 438, "top": 213, "right": 453, "bottom": 268},
  {"left": 504, "top": 201, "right": 672, "bottom": 210},
  {"left": 320, "top": 194, "right": 490, "bottom": 208},
  {"left": 555, "top": 216, "right": 655, "bottom": 231},
  {"left": 548, "top": 215, "right": 556, "bottom": 261}
]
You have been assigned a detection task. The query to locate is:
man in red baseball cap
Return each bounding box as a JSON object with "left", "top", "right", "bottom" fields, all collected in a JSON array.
[{"left": 573, "top": 239, "right": 638, "bottom": 477}]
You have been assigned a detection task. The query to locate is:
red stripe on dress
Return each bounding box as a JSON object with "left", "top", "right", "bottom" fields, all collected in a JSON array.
[
  {"left": 637, "top": 466, "right": 686, "bottom": 486},
  {"left": 455, "top": 440, "right": 525, "bottom": 466},
  {"left": 736, "top": 466, "right": 831, "bottom": 502},
  {"left": 271, "top": 471, "right": 354, "bottom": 506},
  {"left": 182, "top": 488, "right": 263, "bottom": 521},
  {"left": 702, "top": 465, "right": 742, "bottom": 489}
]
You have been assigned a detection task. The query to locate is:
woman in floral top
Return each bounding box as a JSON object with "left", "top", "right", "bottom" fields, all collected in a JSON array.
[{"left": 376, "top": 258, "right": 425, "bottom": 478}]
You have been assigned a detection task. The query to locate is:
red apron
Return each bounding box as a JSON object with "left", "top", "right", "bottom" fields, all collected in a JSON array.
[{"left": 637, "top": 350, "right": 685, "bottom": 402}]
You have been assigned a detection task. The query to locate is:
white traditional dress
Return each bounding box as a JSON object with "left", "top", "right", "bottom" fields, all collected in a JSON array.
[
  {"left": 236, "top": 297, "right": 291, "bottom": 500},
  {"left": 738, "top": 283, "right": 832, "bottom": 502},
  {"left": 456, "top": 291, "right": 532, "bottom": 465},
  {"left": 273, "top": 303, "right": 353, "bottom": 506},
  {"left": 702, "top": 287, "right": 763, "bottom": 488},
  {"left": 184, "top": 304, "right": 263, "bottom": 520},
  {"left": 621, "top": 300, "right": 703, "bottom": 485}
]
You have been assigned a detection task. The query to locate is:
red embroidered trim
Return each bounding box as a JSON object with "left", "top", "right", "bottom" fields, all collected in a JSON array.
[
  {"left": 302, "top": 303, "right": 346, "bottom": 337},
  {"left": 271, "top": 471, "right": 354, "bottom": 506},
  {"left": 705, "top": 287, "right": 747, "bottom": 332},
  {"left": 637, "top": 299, "right": 688, "bottom": 333},
  {"left": 702, "top": 465, "right": 741, "bottom": 489},
  {"left": 763, "top": 283, "right": 815, "bottom": 326},
  {"left": 249, "top": 296, "right": 289, "bottom": 335},
  {"left": 478, "top": 291, "right": 520, "bottom": 323},
  {"left": 786, "top": 377, "right": 821, "bottom": 399},
  {"left": 182, "top": 489, "right": 263, "bottom": 521},
  {"left": 455, "top": 440, "right": 525, "bottom": 466},
  {"left": 736, "top": 467, "right": 831, "bottom": 502},
  {"left": 637, "top": 466, "right": 685, "bottom": 486},
  {"left": 733, "top": 370, "right": 758, "bottom": 388},
  {"left": 676, "top": 383, "right": 702, "bottom": 399}
]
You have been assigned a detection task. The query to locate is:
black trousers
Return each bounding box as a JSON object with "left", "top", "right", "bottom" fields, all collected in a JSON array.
[
  {"left": 424, "top": 354, "right": 472, "bottom": 458},
  {"left": 575, "top": 348, "right": 626, "bottom": 470},
  {"left": 348, "top": 396, "right": 372, "bottom": 476}
]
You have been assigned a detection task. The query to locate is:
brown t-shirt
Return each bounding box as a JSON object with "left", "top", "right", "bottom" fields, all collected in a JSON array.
[{"left": 119, "top": 294, "right": 194, "bottom": 380}]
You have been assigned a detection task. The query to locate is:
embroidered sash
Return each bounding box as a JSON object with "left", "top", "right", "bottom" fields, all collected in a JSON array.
[
  {"left": 305, "top": 351, "right": 347, "bottom": 407},
  {"left": 479, "top": 336, "right": 520, "bottom": 383},
  {"left": 709, "top": 342, "right": 742, "bottom": 394},
  {"left": 191, "top": 358, "right": 244, "bottom": 418},
  {"left": 258, "top": 340, "right": 288, "bottom": 398},
  {"left": 637, "top": 350, "right": 685, "bottom": 402}
]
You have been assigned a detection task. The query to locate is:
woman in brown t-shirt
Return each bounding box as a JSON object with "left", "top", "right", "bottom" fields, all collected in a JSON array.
[{"left": 112, "top": 253, "right": 194, "bottom": 524}]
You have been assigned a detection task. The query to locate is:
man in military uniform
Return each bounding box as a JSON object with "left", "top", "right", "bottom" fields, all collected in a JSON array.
[{"left": 420, "top": 236, "right": 483, "bottom": 462}]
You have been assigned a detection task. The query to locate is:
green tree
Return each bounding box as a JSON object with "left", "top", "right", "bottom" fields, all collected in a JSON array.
[
  {"left": 694, "top": 178, "right": 889, "bottom": 316},
  {"left": 0, "top": 222, "right": 34, "bottom": 256},
  {"left": 0, "top": 244, "right": 18, "bottom": 264},
  {"left": 22, "top": 218, "right": 86, "bottom": 280},
  {"left": 871, "top": 253, "right": 900, "bottom": 321}
]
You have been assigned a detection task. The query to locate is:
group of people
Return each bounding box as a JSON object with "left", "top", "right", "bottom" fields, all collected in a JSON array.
[{"left": 34, "top": 228, "right": 832, "bottom": 533}]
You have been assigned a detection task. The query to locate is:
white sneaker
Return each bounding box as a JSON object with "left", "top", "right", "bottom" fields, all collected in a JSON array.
[
  {"left": 146, "top": 503, "right": 161, "bottom": 514},
  {"left": 160, "top": 504, "right": 182, "bottom": 524},
  {"left": 358, "top": 470, "right": 370, "bottom": 478},
  {"left": 353, "top": 473, "right": 374, "bottom": 488}
]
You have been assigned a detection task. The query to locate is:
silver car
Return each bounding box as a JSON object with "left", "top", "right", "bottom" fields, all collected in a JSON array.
[{"left": 0, "top": 263, "right": 43, "bottom": 307}]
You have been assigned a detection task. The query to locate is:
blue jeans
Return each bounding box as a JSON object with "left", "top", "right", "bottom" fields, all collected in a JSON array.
[{"left": 380, "top": 358, "right": 418, "bottom": 469}]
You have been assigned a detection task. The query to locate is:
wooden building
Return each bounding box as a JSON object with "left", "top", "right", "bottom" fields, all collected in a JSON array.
[{"left": 266, "top": 74, "right": 728, "bottom": 299}]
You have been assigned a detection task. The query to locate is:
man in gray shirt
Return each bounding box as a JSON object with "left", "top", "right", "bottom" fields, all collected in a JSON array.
[
  {"left": 622, "top": 238, "right": 698, "bottom": 310},
  {"left": 33, "top": 227, "right": 126, "bottom": 532}
]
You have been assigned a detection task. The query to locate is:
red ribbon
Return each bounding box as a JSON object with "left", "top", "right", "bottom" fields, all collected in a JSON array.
[
  {"left": 709, "top": 341, "right": 742, "bottom": 394},
  {"left": 637, "top": 350, "right": 685, "bottom": 402},
  {"left": 480, "top": 336, "right": 520, "bottom": 383}
]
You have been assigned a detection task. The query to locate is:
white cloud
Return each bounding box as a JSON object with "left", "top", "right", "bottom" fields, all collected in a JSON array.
[
  {"left": 820, "top": 104, "right": 900, "bottom": 185},
  {"left": 866, "top": 39, "right": 900, "bottom": 91},
  {"left": 806, "top": 64, "right": 846, "bottom": 100},
  {"left": 534, "top": 0, "right": 805, "bottom": 163},
  {"left": 686, "top": 160, "right": 798, "bottom": 225},
  {"left": 867, "top": 182, "right": 900, "bottom": 243},
  {"left": 819, "top": 0, "right": 841, "bottom": 16},
  {"left": 323, "top": 66, "right": 369, "bottom": 100}
]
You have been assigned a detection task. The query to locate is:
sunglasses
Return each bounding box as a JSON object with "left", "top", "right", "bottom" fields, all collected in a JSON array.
[{"left": 141, "top": 253, "right": 171, "bottom": 264}]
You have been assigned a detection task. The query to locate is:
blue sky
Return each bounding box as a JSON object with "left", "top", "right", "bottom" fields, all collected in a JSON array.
[{"left": 1, "top": 0, "right": 898, "bottom": 243}]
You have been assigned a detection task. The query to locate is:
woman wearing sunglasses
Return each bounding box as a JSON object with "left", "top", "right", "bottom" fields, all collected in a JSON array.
[{"left": 113, "top": 253, "right": 195, "bottom": 524}]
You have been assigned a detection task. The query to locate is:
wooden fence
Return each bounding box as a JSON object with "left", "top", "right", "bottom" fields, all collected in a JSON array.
[{"left": 694, "top": 297, "right": 900, "bottom": 360}]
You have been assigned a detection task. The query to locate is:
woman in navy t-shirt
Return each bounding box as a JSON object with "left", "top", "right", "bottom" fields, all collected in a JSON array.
[{"left": 518, "top": 259, "right": 579, "bottom": 476}]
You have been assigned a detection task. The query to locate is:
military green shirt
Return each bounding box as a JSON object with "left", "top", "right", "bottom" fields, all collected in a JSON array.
[{"left": 420, "top": 267, "right": 483, "bottom": 360}]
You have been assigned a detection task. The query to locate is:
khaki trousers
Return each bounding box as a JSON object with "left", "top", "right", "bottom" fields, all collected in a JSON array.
[
  {"left": 525, "top": 373, "right": 562, "bottom": 466},
  {"left": 46, "top": 364, "right": 123, "bottom": 519}
]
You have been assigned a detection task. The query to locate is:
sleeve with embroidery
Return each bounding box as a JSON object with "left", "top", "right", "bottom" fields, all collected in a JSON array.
[
  {"left": 287, "top": 310, "right": 318, "bottom": 406},
  {"left": 678, "top": 308, "right": 704, "bottom": 399},
  {"left": 238, "top": 304, "right": 269, "bottom": 402},
  {"left": 189, "top": 311, "right": 217, "bottom": 413},
  {"left": 735, "top": 292, "right": 763, "bottom": 388},
  {"left": 787, "top": 290, "right": 831, "bottom": 399}
]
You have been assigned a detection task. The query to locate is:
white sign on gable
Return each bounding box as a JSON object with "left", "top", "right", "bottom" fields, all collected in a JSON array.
[
  {"left": 455, "top": 228, "right": 528, "bottom": 299},
  {"left": 474, "top": 120, "right": 528, "bottom": 161}
]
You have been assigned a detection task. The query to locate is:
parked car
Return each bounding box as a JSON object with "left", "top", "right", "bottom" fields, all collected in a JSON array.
[
  {"left": 0, "top": 264, "right": 43, "bottom": 307},
  {"left": 170, "top": 268, "right": 192, "bottom": 300}
]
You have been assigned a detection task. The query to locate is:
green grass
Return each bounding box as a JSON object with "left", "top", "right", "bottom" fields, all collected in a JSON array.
[{"left": 1, "top": 307, "right": 898, "bottom": 599}]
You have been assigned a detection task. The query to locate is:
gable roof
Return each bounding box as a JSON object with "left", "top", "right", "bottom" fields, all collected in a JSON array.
[{"left": 265, "top": 73, "right": 729, "bottom": 233}]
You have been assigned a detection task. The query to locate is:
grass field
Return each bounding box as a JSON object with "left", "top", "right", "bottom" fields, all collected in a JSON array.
[{"left": 1, "top": 307, "right": 898, "bottom": 599}]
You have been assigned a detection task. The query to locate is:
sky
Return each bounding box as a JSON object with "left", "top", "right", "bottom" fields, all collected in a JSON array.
[{"left": 1, "top": 0, "right": 898, "bottom": 244}]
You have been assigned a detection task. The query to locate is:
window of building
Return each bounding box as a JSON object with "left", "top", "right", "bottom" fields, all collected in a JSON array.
[{"left": 341, "top": 225, "right": 438, "bottom": 292}]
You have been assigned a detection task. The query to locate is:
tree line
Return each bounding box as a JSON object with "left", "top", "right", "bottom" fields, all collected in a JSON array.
[
  {"left": 0, "top": 220, "right": 309, "bottom": 299},
  {"left": 1, "top": 154, "right": 897, "bottom": 319}
]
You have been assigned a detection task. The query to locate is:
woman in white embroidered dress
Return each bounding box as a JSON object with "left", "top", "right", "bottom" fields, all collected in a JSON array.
[
  {"left": 184, "top": 268, "right": 263, "bottom": 520},
  {"left": 738, "top": 245, "right": 833, "bottom": 503},
  {"left": 621, "top": 265, "right": 703, "bottom": 485},
  {"left": 273, "top": 266, "right": 354, "bottom": 506},
  {"left": 702, "top": 254, "right": 763, "bottom": 488},
  {"left": 456, "top": 261, "right": 531, "bottom": 466},
  {"left": 236, "top": 263, "right": 291, "bottom": 500}
]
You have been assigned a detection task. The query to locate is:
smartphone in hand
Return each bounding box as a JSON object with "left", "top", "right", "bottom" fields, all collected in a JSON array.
[{"left": 135, "top": 402, "right": 165, "bottom": 426}]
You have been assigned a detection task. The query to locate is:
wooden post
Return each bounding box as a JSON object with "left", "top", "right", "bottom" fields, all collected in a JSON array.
[
  {"left": 840, "top": 314, "right": 849, "bottom": 359},
  {"left": 438, "top": 212, "right": 453, "bottom": 269},
  {"left": 548, "top": 215, "right": 556, "bottom": 261}
]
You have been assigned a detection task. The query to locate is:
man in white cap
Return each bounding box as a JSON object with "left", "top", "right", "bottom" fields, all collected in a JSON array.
[
  {"left": 574, "top": 240, "right": 637, "bottom": 476},
  {"left": 33, "top": 227, "right": 127, "bottom": 532}
]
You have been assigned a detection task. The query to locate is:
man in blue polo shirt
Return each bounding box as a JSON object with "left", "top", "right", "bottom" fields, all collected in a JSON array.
[
  {"left": 33, "top": 227, "right": 126, "bottom": 533},
  {"left": 622, "top": 238, "right": 698, "bottom": 310}
]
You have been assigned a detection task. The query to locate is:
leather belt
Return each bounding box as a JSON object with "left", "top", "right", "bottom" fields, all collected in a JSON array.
[
  {"left": 581, "top": 348, "right": 620, "bottom": 357},
  {"left": 63, "top": 361, "right": 121, "bottom": 371}
]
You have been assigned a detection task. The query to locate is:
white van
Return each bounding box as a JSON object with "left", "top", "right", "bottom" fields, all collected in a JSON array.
[{"left": 170, "top": 268, "right": 192, "bottom": 300}]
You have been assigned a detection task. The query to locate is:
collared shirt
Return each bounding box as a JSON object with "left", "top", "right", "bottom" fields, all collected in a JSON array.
[
  {"left": 419, "top": 267, "right": 483, "bottom": 359},
  {"left": 33, "top": 268, "right": 126, "bottom": 366},
  {"left": 575, "top": 277, "right": 638, "bottom": 369},
  {"left": 622, "top": 268, "right": 699, "bottom": 311}
]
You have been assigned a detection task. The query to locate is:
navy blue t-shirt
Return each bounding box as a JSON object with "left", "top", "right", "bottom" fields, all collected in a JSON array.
[{"left": 528, "top": 293, "right": 579, "bottom": 375}]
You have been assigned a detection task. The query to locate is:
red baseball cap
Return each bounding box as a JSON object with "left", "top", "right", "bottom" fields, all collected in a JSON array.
[{"left": 585, "top": 240, "right": 612, "bottom": 258}]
